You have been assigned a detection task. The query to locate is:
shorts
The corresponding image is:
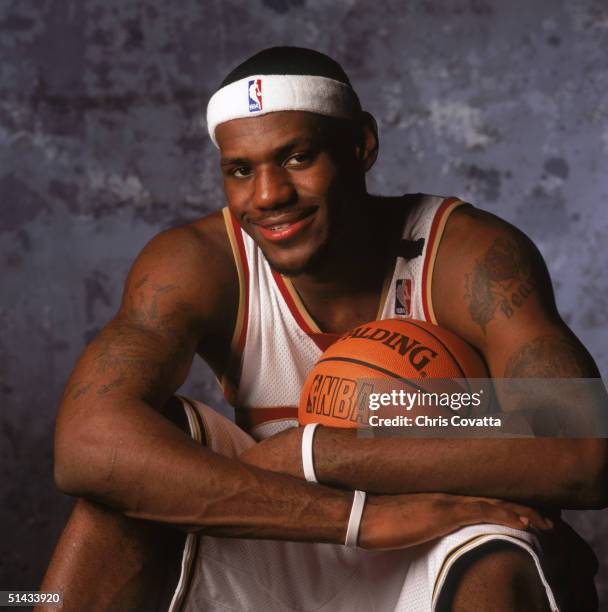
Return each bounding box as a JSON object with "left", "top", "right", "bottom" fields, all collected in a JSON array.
[{"left": 168, "top": 398, "right": 559, "bottom": 612}]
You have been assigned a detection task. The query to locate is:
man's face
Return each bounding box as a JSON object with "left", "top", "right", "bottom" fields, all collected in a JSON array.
[{"left": 216, "top": 111, "right": 360, "bottom": 276}]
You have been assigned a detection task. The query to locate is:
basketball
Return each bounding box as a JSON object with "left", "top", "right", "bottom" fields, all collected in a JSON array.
[{"left": 298, "top": 318, "right": 490, "bottom": 428}]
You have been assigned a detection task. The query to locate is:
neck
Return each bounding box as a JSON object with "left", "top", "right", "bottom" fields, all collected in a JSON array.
[{"left": 289, "top": 195, "right": 404, "bottom": 332}]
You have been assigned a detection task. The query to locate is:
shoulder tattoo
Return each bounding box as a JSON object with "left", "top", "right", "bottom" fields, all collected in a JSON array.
[{"left": 464, "top": 236, "right": 537, "bottom": 333}]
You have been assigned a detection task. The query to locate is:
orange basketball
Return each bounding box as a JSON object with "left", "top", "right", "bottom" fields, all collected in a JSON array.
[{"left": 298, "top": 318, "right": 490, "bottom": 428}]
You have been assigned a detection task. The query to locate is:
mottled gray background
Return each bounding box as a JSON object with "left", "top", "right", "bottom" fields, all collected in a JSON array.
[{"left": 1, "top": 0, "right": 607, "bottom": 605}]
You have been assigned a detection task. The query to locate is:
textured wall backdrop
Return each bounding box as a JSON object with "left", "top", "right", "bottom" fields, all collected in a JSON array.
[{"left": 1, "top": 0, "right": 607, "bottom": 603}]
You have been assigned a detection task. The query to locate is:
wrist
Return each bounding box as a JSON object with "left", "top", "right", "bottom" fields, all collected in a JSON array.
[
  {"left": 355, "top": 494, "right": 377, "bottom": 549},
  {"left": 302, "top": 423, "right": 320, "bottom": 482},
  {"left": 344, "top": 490, "right": 367, "bottom": 547},
  {"left": 311, "top": 426, "right": 358, "bottom": 486}
]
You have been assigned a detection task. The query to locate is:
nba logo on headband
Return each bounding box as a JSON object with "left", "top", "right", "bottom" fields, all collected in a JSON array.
[{"left": 248, "top": 79, "right": 262, "bottom": 112}]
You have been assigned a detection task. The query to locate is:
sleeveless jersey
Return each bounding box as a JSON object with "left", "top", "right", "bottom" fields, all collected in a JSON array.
[
  {"left": 221, "top": 194, "right": 465, "bottom": 440},
  {"left": 169, "top": 195, "right": 561, "bottom": 612}
]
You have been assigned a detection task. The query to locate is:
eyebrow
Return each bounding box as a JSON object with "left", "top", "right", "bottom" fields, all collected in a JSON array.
[{"left": 220, "top": 136, "right": 317, "bottom": 167}]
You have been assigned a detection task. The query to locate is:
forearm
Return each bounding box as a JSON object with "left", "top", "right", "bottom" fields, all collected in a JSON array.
[
  {"left": 55, "top": 398, "right": 351, "bottom": 543},
  {"left": 311, "top": 428, "right": 607, "bottom": 509}
]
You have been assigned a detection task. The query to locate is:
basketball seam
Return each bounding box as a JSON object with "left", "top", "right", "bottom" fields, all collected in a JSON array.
[
  {"left": 315, "top": 356, "right": 430, "bottom": 392},
  {"left": 393, "top": 319, "right": 471, "bottom": 392}
]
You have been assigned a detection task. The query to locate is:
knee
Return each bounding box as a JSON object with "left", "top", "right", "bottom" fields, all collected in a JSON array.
[{"left": 437, "top": 541, "right": 551, "bottom": 612}]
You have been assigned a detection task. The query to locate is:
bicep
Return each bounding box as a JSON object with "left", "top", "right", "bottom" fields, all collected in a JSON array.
[
  {"left": 62, "top": 313, "right": 197, "bottom": 413},
  {"left": 60, "top": 229, "right": 214, "bottom": 416},
  {"left": 434, "top": 207, "right": 598, "bottom": 377},
  {"left": 434, "top": 208, "right": 602, "bottom": 434}
]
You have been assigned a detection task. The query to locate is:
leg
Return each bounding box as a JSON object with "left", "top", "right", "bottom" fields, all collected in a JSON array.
[
  {"left": 437, "top": 541, "right": 552, "bottom": 612},
  {"left": 36, "top": 397, "right": 190, "bottom": 612},
  {"left": 37, "top": 498, "right": 184, "bottom": 612}
]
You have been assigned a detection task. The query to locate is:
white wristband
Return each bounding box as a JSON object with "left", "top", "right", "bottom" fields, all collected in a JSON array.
[
  {"left": 302, "top": 423, "right": 320, "bottom": 483},
  {"left": 345, "top": 490, "right": 367, "bottom": 547}
]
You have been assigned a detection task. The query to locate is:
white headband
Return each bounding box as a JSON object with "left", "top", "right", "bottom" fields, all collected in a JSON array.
[{"left": 206, "top": 74, "right": 361, "bottom": 147}]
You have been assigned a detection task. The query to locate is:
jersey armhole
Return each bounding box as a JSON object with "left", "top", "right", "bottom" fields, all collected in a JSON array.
[
  {"left": 421, "top": 198, "right": 468, "bottom": 325},
  {"left": 220, "top": 207, "right": 250, "bottom": 403}
]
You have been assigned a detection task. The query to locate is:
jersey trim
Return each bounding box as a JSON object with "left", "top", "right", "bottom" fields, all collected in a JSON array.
[
  {"left": 273, "top": 261, "right": 393, "bottom": 343},
  {"left": 271, "top": 270, "right": 337, "bottom": 353},
  {"left": 430, "top": 532, "right": 559, "bottom": 611},
  {"left": 275, "top": 273, "right": 322, "bottom": 333},
  {"left": 168, "top": 397, "right": 206, "bottom": 612},
  {"left": 236, "top": 406, "right": 299, "bottom": 431},
  {"left": 221, "top": 208, "right": 250, "bottom": 403},
  {"left": 421, "top": 197, "right": 465, "bottom": 325}
]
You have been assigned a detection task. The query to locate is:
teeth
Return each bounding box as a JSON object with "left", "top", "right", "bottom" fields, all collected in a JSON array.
[{"left": 269, "top": 223, "right": 290, "bottom": 231}]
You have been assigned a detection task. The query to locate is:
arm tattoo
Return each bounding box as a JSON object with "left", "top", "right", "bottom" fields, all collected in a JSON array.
[
  {"left": 68, "top": 279, "right": 195, "bottom": 402},
  {"left": 126, "top": 276, "right": 179, "bottom": 328},
  {"left": 504, "top": 335, "right": 590, "bottom": 378},
  {"left": 65, "top": 381, "right": 94, "bottom": 400},
  {"left": 464, "top": 236, "right": 537, "bottom": 333}
]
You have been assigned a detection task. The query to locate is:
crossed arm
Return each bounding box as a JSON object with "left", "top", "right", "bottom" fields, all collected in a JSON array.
[
  {"left": 54, "top": 220, "right": 555, "bottom": 551},
  {"left": 240, "top": 208, "right": 608, "bottom": 509}
]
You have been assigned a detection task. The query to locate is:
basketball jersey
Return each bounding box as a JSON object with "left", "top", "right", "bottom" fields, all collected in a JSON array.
[
  {"left": 221, "top": 194, "right": 465, "bottom": 440},
  {"left": 170, "top": 194, "right": 561, "bottom": 612}
]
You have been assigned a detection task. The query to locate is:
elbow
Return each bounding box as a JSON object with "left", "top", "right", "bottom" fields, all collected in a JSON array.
[
  {"left": 567, "top": 439, "right": 608, "bottom": 509},
  {"left": 53, "top": 448, "right": 83, "bottom": 496},
  {"left": 53, "top": 419, "right": 108, "bottom": 497},
  {"left": 53, "top": 439, "right": 86, "bottom": 496}
]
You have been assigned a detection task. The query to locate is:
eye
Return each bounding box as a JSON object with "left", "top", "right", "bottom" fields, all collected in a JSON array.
[
  {"left": 285, "top": 152, "right": 311, "bottom": 168},
  {"left": 231, "top": 166, "right": 251, "bottom": 178}
]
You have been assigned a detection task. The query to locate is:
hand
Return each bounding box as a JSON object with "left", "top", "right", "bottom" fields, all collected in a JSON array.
[
  {"left": 359, "top": 492, "right": 553, "bottom": 550},
  {"left": 239, "top": 427, "right": 304, "bottom": 479}
]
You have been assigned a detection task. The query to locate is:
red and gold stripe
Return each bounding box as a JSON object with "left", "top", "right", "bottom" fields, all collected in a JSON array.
[
  {"left": 221, "top": 208, "right": 250, "bottom": 403},
  {"left": 421, "top": 197, "right": 465, "bottom": 324},
  {"left": 236, "top": 405, "right": 299, "bottom": 431}
]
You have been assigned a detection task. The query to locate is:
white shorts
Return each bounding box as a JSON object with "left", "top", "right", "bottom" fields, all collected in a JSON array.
[{"left": 169, "top": 398, "right": 559, "bottom": 612}]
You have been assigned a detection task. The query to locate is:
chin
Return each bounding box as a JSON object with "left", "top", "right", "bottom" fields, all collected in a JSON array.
[{"left": 263, "top": 241, "right": 330, "bottom": 277}]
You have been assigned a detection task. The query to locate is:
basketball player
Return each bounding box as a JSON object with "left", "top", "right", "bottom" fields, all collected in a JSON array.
[{"left": 40, "top": 48, "right": 606, "bottom": 611}]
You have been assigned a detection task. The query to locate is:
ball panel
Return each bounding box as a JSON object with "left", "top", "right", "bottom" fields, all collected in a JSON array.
[{"left": 299, "top": 318, "right": 490, "bottom": 428}]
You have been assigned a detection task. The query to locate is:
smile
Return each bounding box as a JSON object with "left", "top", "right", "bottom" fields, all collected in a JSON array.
[{"left": 254, "top": 209, "right": 316, "bottom": 243}]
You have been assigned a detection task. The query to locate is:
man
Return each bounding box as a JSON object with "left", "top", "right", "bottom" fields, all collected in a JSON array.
[{"left": 41, "top": 47, "right": 605, "bottom": 611}]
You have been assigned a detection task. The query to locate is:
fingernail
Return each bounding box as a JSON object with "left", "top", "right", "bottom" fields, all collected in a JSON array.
[{"left": 519, "top": 516, "right": 530, "bottom": 526}]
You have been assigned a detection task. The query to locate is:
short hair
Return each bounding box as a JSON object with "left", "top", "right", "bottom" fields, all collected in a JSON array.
[
  {"left": 206, "top": 46, "right": 361, "bottom": 146},
  {"left": 219, "top": 46, "right": 354, "bottom": 89}
]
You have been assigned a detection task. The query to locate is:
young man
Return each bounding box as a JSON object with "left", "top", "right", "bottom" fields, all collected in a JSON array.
[{"left": 41, "top": 47, "right": 605, "bottom": 611}]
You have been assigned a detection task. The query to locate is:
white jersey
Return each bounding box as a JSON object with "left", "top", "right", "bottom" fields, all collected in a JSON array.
[
  {"left": 221, "top": 194, "right": 465, "bottom": 440},
  {"left": 169, "top": 195, "right": 559, "bottom": 612}
]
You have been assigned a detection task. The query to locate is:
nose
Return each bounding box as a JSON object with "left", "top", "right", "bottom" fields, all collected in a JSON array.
[{"left": 252, "top": 165, "right": 296, "bottom": 211}]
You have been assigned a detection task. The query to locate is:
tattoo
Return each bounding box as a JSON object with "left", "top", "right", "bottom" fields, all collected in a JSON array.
[
  {"left": 134, "top": 274, "right": 149, "bottom": 289},
  {"left": 464, "top": 236, "right": 537, "bottom": 333},
  {"left": 67, "top": 280, "right": 195, "bottom": 403},
  {"left": 127, "top": 279, "right": 178, "bottom": 327},
  {"left": 66, "top": 381, "right": 94, "bottom": 400},
  {"left": 504, "top": 335, "right": 589, "bottom": 378},
  {"left": 89, "top": 315, "right": 191, "bottom": 399},
  {"left": 97, "top": 374, "right": 127, "bottom": 396}
]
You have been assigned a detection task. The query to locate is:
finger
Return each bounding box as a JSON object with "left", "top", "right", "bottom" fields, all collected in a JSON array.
[
  {"left": 461, "top": 497, "right": 553, "bottom": 530},
  {"left": 495, "top": 501, "right": 553, "bottom": 530},
  {"left": 458, "top": 500, "right": 551, "bottom": 532}
]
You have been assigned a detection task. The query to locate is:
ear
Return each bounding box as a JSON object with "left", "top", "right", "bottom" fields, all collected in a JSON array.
[{"left": 355, "top": 112, "right": 379, "bottom": 172}]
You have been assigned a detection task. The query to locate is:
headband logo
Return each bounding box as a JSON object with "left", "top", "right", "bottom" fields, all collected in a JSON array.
[{"left": 248, "top": 79, "right": 263, "bottom": 112}]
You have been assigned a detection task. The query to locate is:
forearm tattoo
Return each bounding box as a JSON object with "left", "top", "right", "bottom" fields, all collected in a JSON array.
[{"left": 464, "top": 236, "right": 537, "bottom": 333}]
